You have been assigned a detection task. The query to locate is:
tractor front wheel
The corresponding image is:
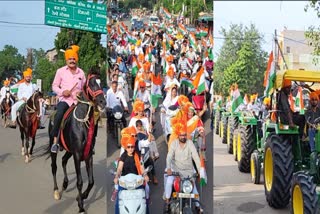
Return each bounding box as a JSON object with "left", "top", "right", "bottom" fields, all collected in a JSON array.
[
  {"left": 264, "top": 134, "right": 294, "bottom": 208},
  {"left": 250, "top": 150, "right": 261, "bottom": 184},
  {"left": 290, "top": 172, "right": 318, "bottom": 214},
  {"left": 221, "top": 117, "right": 228, "bottom": 144}
]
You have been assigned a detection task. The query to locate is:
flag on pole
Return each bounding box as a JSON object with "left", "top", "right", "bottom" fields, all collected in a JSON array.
[
  {"left": 231, "top": 85, "right": 243, "bottom": 112},
  {"left": 178, "top": 23, "right": 188, "bottom": 35},
  {"left": 131, "top": 56, "right": 140, "bottom": 77},
  {"left": 127, "top": 32, "right": 137, "bottom": 44},
  {"left": 263, "top": 51, "right": 276, "bottom": 96},
  {"left": 150, "top": 73, "right": 163, "bottom": 108},
  {"left": 192, "top": 67, "right": 206, "bottom": 95},
  {"left": 189, "top": 32, "right": 198, "bottom": 49},
  {"left": 180, "top": 77, "right": 195, "bottom": 89},
  {"left": 199, "top": 153, "right": 207, "bottom": 187},
  {"left": 163, "top": 8, "right": 171, "bottom": 20},
  {"left": 10, "top": 79, "right": 24, "bottom": 94}
]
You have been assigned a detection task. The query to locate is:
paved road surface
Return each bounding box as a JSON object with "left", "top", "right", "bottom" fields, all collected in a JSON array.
[
  {"left": 213, "top": 132, "right": 289, "bottom": 214},
  {"left": 0, "top": 115, "right": 106, "bottom": 214}
]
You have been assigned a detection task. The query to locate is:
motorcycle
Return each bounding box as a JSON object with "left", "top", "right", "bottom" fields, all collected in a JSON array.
[
  {"left": 108, "top": 105, "right": 126, "bottom": 148},
  {"left": 165, "top": 172, "right": 203, "bottom": 214}
]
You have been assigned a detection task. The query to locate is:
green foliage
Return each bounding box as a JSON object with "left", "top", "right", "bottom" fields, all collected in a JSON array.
[
  {"left": 33, "top": 57, "right": 56, "bottom": 93},
  {"left": 305, "top": 1, "right": 320, "bottom": 65},
  {"left": 214, "top": 24, "right": 268, "bottom": 96},
  {"left": 0, "top": 45, "right": 25, "bottom": 82}
]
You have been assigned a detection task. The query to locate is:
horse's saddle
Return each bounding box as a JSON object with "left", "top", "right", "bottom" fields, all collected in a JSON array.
[{"left": 18, "top": 103, "right": 26, "bottom": 113}]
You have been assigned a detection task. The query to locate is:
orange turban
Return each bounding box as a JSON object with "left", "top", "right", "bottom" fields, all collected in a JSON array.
[
  {"left": 310, "top": 92, "right": 319, "bottom": 101},
  {"left": 3, "top": 80, "right": 10, "bottom": 86},
  {"left": 121, "top": 126, "right": 137, "bottom": 138},
  {"left": 173, "top": 122, "right": 187, "bottom": 135},
  {"left": 282, "top": 79, "right": 291, "bottom": 88},
  {"left": 64, "top": 45, "right": 80, "bottom": 62},
  {"left": 166, "top": 55, "right": 173, "bottom": 62},
  {"left": 143, "top": 62, "right": 151, "bottom": 72},
  {"left": 183, "top": 101, "right": 195, "bottom": 113},
  {"left": 139, "top": 81, "right": 146, "bottom": 88},
  {"left": 263, "top": 97, "right": 271, "bottom": 105},
  {"left": 121, "top": 135, "right": 136, "bottom": 148},
  {"left": 133, "top": 99, "right": 145, "bottom": 113},
  {"left": 23, "top": 68, "right": 32, "bottom": 78},
  {"left": 167, "top": 67, "right": 174, "bottom": 78},
  {"left": 138, "top": 53, "right": 145, "bottom": 62},
  {"left": 178, "top": 95, "right": 189, "bottom": 107}
]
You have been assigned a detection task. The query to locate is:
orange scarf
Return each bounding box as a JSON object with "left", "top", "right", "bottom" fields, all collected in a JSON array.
[{"left": 134, "top": 152, "right": 142, "bottom": 175}]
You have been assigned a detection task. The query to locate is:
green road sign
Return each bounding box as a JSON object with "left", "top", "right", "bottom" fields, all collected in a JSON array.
[{"left": 45, "top": 0, "right": 107, "bottom": 34}]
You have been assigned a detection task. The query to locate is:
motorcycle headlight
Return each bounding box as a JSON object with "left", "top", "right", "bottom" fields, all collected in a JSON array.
[
  {"left": 182, "top": 180, "right": 193, "bottom": 193},
  {"left": 114, "top": 112, "right": 123, "bottom": 120}
]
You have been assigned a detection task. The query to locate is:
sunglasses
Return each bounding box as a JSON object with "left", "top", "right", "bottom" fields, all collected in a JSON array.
[
  {"left": 131, "top": 134, "right": 137, "bottom": 137},
  {"left": 140, "top": 87, "right": 145, "bottom": 89},
  {"left": 127, "top": 145, "right": 135, "bottom": 149}
]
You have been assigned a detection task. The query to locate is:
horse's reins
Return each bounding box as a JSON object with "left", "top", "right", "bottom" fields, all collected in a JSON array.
[{"left": 73, "top": 74, "right": 103, "bottom": 126}]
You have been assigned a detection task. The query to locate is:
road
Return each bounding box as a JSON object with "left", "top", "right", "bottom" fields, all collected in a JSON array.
[
  {"left": 213, "top": 131, "right": 289, "bottom": 214},
  {"left": 0, "top": 113, "right": 106, "bottom": 214},
  {"left": 106, "top": 99, "right": 213, "bottom": 213}
]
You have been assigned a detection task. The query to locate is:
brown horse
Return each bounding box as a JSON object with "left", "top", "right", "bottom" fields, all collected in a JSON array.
[
  {"left": 47, "top": 72, "right": 106, "bottom": 213},
  {"left": 1, "top": 90, "right": 15, "bottom": 127},
  {"left": 17, "top": 90, "right": 43, "bottom": 163}
]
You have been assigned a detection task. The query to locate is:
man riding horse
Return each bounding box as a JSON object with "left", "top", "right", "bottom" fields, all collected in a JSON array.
[
  {"left": 0, "top": 79, "right": 11, "bottom": 103},
  {"left": 9, "top": 68, "right": 38, "bottom": 129},
  {"left": 50, "top": 45, "right": 86, "bottom": 153}
]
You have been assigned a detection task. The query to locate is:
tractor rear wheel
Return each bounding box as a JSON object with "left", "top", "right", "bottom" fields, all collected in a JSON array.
[
  {"left": 250, "top": 150, "right": 261, "bottom": 184},
  {"left": 227, "top": 117, "right": 239, "bottom": 154},
  {"left": 237, "top": 125, "right": 256, "bottom": 172},
  {"left": 221, "top": 116, "right": 228, "bottom": 144},
  {"left": 214, "top": 111, "right": 221, "bottom": 135},
  {"left": 233, "top": 130, "right": 239, "bottom": 161},
  {"left": 290, "top": 172, "right": 318, "bottom": 214},
  {"left": 264, "top": 134, "right": 294, "bottom": 209}
]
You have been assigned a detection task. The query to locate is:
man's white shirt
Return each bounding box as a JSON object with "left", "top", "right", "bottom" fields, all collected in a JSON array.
[{"left": 106, "top": 89, "right": 128, "bottom": 109}]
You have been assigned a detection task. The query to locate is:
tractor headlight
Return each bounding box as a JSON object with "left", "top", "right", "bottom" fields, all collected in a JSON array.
[
  {"left": 114, "top": 112, "right": 123, "bottom": 120},
  {"left": 182, "top": 180, "right": 193, "bottom": 193}
]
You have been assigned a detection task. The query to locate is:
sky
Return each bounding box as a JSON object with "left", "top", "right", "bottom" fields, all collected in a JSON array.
[
  {"left": 214, "top": 1, "right": 320, "bottom": 59},
  {"left": 0, "top": 1, "right": 107, "bottom": 57}
]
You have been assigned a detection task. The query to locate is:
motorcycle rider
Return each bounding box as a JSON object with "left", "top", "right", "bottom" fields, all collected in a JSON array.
[
  {"left": 106, "top": 81, "right": 128, "bottom": 129},
  {"left": 164, "top": 67, "right": 180, "bottom": 92},
  {"left": 112, "top": 133, "right": 150, "bottom": 213},
  {"left": 0, "top": 79, "right": 11, "bottom": 104},
  {"left": 164, "top": 122, "right": 202, "bottom": 213},
  {"left": 128, "top": 99, "right": 150, "bottom": 134},
  {"left": 178, "top": 52, "right": 192, "bottom": 73},
  {"left": 186, "top": 46, "right": 197, "bottom": 65}
]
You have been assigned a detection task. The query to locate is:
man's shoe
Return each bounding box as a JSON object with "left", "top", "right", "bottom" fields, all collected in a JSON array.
[
  {"left": 51, "top": 144, "right": 59, "bottom": 153},
  {"left": 38, "top": 126, "right": 45, "bottom": 129},
  {"left": 9, "top": 124, "right": 16, "bottom": 129}
]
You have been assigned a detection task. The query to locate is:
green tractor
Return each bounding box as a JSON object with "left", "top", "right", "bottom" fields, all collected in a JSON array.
[
  {"left": 214, "top": 107, "right": 225, "bottom": 135},
  {"left": 226, "top": 112, "right": 240, "bottom": 154},
  {"left": 261, "top": 69, "right": 320, "bottom": 212}
]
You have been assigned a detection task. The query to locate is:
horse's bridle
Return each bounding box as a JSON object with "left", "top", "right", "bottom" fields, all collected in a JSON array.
[
  {"left": 26, "top": 91, "right": 41, "bottom": 116},
  {"left": 83, "top": 74, "right": 104, "bottom": 102}
]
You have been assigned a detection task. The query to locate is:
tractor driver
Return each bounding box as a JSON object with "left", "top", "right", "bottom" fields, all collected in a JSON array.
[{"left": 278, "top": 79, "right": 305, "bottom": 138}]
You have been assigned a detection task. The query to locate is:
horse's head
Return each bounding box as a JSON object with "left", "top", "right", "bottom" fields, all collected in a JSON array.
[
  {"left": 26, "top": 90, "right": 44, "bottom": 116},
  {"left": 83, "top": 73, "right": 106, "bottom": 112},
  {"left": 5, "top": 90, "right": 11, "bottom": 103}
]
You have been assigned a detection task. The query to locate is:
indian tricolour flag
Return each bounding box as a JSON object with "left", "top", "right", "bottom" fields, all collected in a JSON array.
[
  {"left": 127, "top": 32, "right": 137, "bottom": 44},
  {"left": 189, "top": 33, "right": 197, "bottom": 49},
  {"left": 119, "top": 22, "right": 127, "bottom": 33},
  {"left": 150, "top": 73, "right": 163, "bottom": 108},
  {"left": 196, "top": 29, "right": 208, "bottom": 37},
  {"left": 163, "top": 8, "right": 171, "bottom": 19},
  {"left": 192, "top": 67, "right": 206, "bottom": 95},
  {"left": 10, "top": 79, "right": 24, "bottom": 94},
  {"left": 180, "top": 77, "right": 194, "bottom": 89},
  {"left": 200, "top": 153, "right": 207, "bottom": 187},
  {"left": 263, "top": 51, "right": 276, "bottom": 97},
  {"left": 131, "top": 56, "right": 140, "bottom": 77},
  {"left": 231, "top": 86, "right": 243, "bottom": 112},
  {"left": 178, "top": 23, "right": 187, "bottom": 35}
]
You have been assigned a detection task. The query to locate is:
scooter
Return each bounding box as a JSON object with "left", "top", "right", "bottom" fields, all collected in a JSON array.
[
  {"left": 165, "top": 172, "right": 204, "bottom": 214},
  {"left": 112, "top": 166, "right": 153, "bottom": 214}
]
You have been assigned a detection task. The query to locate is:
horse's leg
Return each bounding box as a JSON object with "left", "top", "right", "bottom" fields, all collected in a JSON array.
[
  {"left": 51, "top": 151, "right": 60, "bottom": 200},
  {"left": 29, "top": 137, "right": 36, "bottom": 156},
  {"left": 20, "top": 127, "right": 25, "bottom": 156},
  {"left": 24, "top": 132, "right": 30, "bottom": 163},
  {"left": 82, "top": 155, "right": 94, "bottom": 200},
  {"left": 74, "top": 154, "right": 85, "bottom": 213},
  {"left": 61, "top": 151, "right": 72, "bottom": 191}
]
